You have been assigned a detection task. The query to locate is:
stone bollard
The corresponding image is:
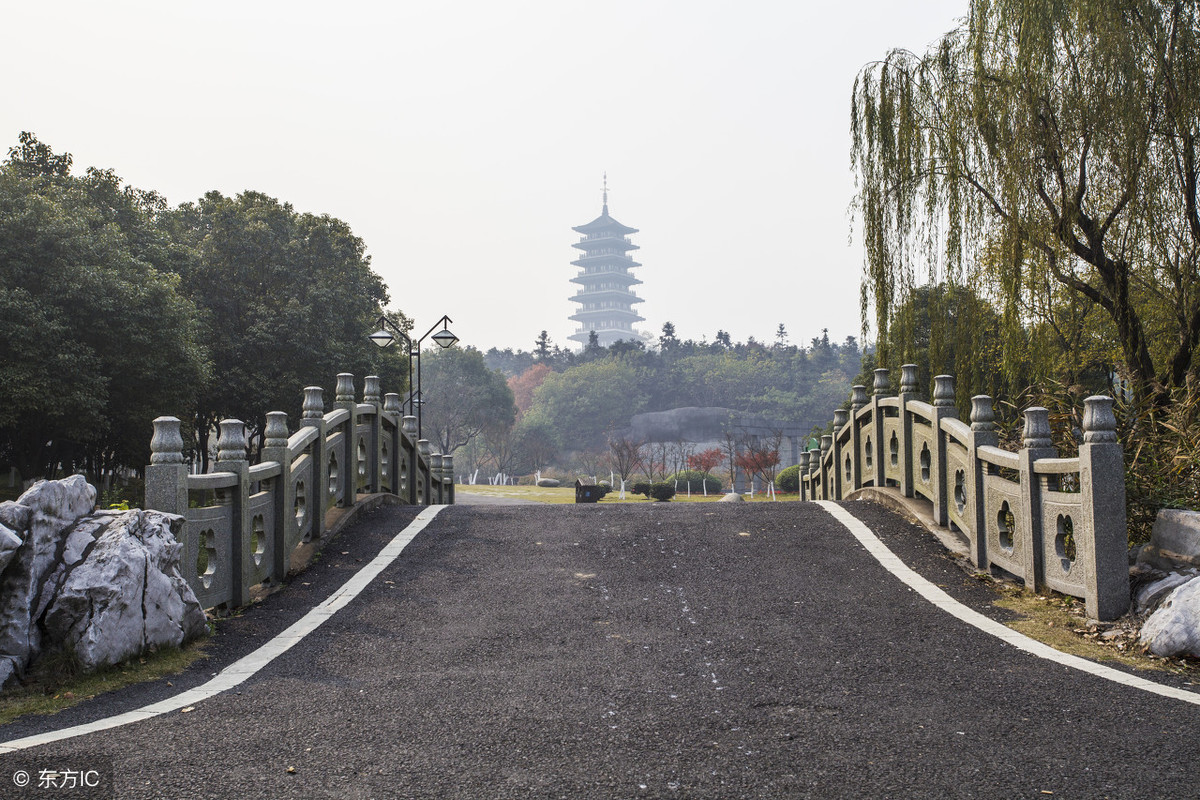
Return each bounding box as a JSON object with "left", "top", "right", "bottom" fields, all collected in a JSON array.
[
  {"left": 402, "top": 416, "right": 418, "bottom": 503},
  {"left": 897, "top": 364, "right": 920, "bottom": 496},
  {"left": 335, "top": 373, "right": 357, "bottom": 505},
  {"left": 216, "top": 419, "right": 251, "bottom": 608},
  {"left": 967, "top": 395, "right": 998, "bottom": 568},
  {"left": 363, "top": 376, "right": 383, "bottom": 493},
  {"left": 301, "top": 386, "right": 328, "bottom": 539},
  {"left": 849, "top": 386, "right": 869, "bottom": 491},
  {"left": 146, "top": 416, "right": 188, "bottom": 516},
  {"left": 927, "top": 375, "right": 959, "bottom": 526},
  {"left": 871, "top": 369, "right": 891, "bottom": 488},
  {"left": 819, "top": 434, "right": 832, "bottom": 500},
  {"left": 832, "top": 408, "right": 849, "bottom": 498},
  {"left": 260, "top": 411, "right": 291, "bottom": 580},
  {"left": 442, "top": 453, "right": 455, "bottom": 505},
  {"left": 1018, "top": 407, "right": 1056, "bottom": 592},
  {"left": 1079, "top": 396, "right": 1130, "bottom": 620}
]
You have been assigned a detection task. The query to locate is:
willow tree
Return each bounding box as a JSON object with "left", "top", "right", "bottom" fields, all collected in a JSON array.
[{"left": 852, "top": 0, "right": 1200, "bottom": 405}]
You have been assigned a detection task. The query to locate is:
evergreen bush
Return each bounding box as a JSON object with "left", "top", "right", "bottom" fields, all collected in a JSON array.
[
  {"left": 649, "top": 482, "right": 676, "bottom": 502},
  {"left": 775, "top": 465, "right": 801, "bottom": 493}
]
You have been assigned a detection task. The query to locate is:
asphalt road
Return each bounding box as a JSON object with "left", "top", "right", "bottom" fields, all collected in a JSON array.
[{"left": 1, "top": 501, "right": 1198, "bottom": 799}]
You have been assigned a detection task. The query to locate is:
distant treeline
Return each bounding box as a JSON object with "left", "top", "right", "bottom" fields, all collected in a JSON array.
[{"left": 475, "top": 325, "right": 865, "bottom": 463}]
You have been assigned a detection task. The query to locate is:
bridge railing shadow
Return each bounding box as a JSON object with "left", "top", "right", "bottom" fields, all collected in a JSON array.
[
  {"left": 800, "top": 367, "right": 1128, "bottom": 621},
  {"left": 143, "top": 373, "right": 453, "bottom": 611}
]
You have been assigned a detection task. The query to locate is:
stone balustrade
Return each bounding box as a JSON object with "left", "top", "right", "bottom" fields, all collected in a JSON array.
[
  {"left": 144, "top": 373, "right": 455, "bottom": 610},
  {"left": 799, "top": 367, "right": 1129, "bottom": 620}
]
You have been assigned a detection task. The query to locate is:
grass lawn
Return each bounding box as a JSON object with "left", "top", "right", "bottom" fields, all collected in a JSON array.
[{"left": 455, "top": 484, "right": 800, "bottom": 504}]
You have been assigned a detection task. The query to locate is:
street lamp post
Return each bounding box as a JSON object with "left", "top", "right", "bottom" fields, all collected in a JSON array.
[{"left": 368, "top": 313, "right": 459, "bottom": 441}]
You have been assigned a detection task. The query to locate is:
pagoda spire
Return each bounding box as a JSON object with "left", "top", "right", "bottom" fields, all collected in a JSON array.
[{"left": 602, "top": 172, "right": 608, "bottom": 215}]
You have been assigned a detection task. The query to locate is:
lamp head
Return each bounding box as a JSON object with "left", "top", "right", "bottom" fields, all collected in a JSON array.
[
  {"left": 369, "top": 328, "right": 395, "bottom": 348},
  {"left": 431, "top": 327, "right": 459, "bottom": 349}
]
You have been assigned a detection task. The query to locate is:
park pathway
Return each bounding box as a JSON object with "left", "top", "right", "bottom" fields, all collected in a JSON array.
[{"left": 1, "top": 501, "right": 1198, "bottom": 799}]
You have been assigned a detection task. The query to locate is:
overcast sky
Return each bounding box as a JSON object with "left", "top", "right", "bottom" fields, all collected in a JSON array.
[{"left": 4, "top": 0, "right": 968, "bottom": 353}]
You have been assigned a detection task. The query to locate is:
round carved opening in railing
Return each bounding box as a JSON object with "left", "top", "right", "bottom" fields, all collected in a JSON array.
[
  {"left": 381, "top": 441, "right": 390, "bottom": 486},
  {"left": 998, "top": 502, "right": 1016, "bottom": 554},
  {"left": 357, "top": 436, "right": 368, "bottom": 490},
  {"left": 399, "top": 459, "right": 408, "bottom": 492},
  {"left": 920, "top": 443, "right": 931, "bottom": 484},
  {"left": 1055, "top": 514, "right": 1076, "bottom": 573},
  {"left": 954, "top": 470, "right": 966, "bottom": 515},
  {"left": 889, "top": 432, "right": 899, "bottom": 466},
  {"left": 844, "top": 453, "right": 852, "bottom": 483},
  {"left": 251, "top": 514, "right": 265, "bottom": 568},
  {"left": 328, "top": 451, "right": 339, "bottom": 503},
  {"left": 864, "top": 435, "right": 873, "bottom": 468},
  {"left": 294, "top": 480, "right": 308, "bottom": 530},
  {"left": 197, "top": 528, "right": 217, "bottom": 589}
]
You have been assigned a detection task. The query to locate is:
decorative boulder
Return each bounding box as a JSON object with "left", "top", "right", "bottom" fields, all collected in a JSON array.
[
  {"left": 536, "top": 478, "right": 561, "bottom": 488},
  {"left": 0, "top": 477, "right": 206, "bottom": 687},
  {"left": 1139, "top": 575, "right": 1200, "bottom": 657},
  {"left": 717, "top": 492, "right": 746, "bottom": 503}
]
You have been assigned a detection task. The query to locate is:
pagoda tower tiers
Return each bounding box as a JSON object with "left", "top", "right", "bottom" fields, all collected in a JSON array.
[{"left": 568, "top": 179, "right": 644, "bottom": 348}]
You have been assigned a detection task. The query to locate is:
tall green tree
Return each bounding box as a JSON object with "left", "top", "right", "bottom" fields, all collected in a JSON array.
[
  {"left": 163, "top": 190, "right": 397, "bottom": 465},
  {"left": 852, "top": 0, "right": 1200, "bottom": 404},
  {"left": 0, "top": 135, "right": 209, "bottom": 482}
]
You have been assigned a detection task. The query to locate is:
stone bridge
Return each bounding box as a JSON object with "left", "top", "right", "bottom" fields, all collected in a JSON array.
[{"left": 1, "top": 499, "right": 1197, "bottom": 798}]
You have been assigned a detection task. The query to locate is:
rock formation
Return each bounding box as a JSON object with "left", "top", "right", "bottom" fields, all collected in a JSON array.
[{"left": 0, "top": 476, "right": 206, "bottom": 688}]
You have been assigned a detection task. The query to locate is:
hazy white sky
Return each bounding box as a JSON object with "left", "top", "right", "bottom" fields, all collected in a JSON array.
[{"left": 4, "top": 0, "right": 968, "bottom": 353}]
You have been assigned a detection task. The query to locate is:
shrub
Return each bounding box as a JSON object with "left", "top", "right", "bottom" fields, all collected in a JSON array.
[
  {"left": 649, "top": 482, "right": 676, "bottom": 502},
  {"left": 666, "top": 470, "right": 722, "bottom": 493},
  {"left": 775, "top": 465, "right": 801, "bottom": 493},
  {"left": 631, "top": 481, "right": 652, "bottom": 497}
]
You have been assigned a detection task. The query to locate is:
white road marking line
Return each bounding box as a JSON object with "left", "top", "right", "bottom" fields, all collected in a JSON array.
[
  {"left": 0, "top": 505, "right": 447, "bottom": 754},
  {"left": 816, "top": 500, "right": 1200, "bottom": 706}
]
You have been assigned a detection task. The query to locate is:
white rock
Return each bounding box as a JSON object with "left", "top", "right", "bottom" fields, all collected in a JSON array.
[
  {"left": 44, "top": 510, "right": 206, "bottom": 671},
  {"left": 1139, "top": 575, "right": 1200, "bottom": 657},
  {"left": 1136, "top": 572, "right": 1196, "bottom": 614},
  {"left": 717, "top": 492, "right": 745, "bottom": 503},
  {"left": 0, "top": 478, "right": 205, "bottom": 686}
]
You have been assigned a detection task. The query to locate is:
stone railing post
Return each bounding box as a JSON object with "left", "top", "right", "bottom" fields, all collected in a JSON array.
[
  {"left": 831, "top": 408, "right": 849, "bottom": 500},
  {"left": 146, "top": 416, "right": 188, "bottom": 516},
  {"left": 871, "top": 369, "right": 890, "bottom": 488},
  {"left": 1079, "top": 396, "right": 1130, "bottom": 620},
  {"left": 301, "top": 386, "right": 328, "bottom": 539},
  {"left": 819, "top": 434, "right": 832, "bottom": 500},
  {"left": 260, "top": 411, "right": 291, "bottom": 582},
  {"left": 849, "top": 385, "right": 868, "bottom": 490},
  {"left": 1018, "top": 407, "right": 1057, "bottom": 592},
  {"left": 929, "top": 375, "right": 959, "bottom": 526},
  {"left": 442, "top": 454, "right": 455, "bottom": 505},
  {"left": 383, "top": 393, "right": 403, "bottom": 495},
  {"left": 968, "top": 396, "right": 998, "bottom": 569},
  {"left": 364, "top": 375, "right": 383, "bottom": 494},
  {"left": 798, "top": 450, "right": 810, "bottom": 501},
  {"left": 434, "top": 453, "right": 448, "bottom": 503},
  {"left": 898, "top": 365, "right": 919, "bottom": 496},
  {"left": 335, "top": 373, "right": 357, "bottom": 506},
  {"left": 418, "top": 439, "right": 434, "bottom": 505},
  {"left": 403, "top": 416, "right": 419, "bottom": 504},
  {"left": 216, "top": 419, "right": 251, "bottom": 609}
]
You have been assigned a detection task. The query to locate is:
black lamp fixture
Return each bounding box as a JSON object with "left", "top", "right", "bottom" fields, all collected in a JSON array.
[{"left": 368, "top": 313, "right": 459, "bottom": 441}]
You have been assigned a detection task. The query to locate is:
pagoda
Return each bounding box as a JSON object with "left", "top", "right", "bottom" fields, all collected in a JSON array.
[{"left": 568, "top": 177, "right": 644, "bottom": 348}]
